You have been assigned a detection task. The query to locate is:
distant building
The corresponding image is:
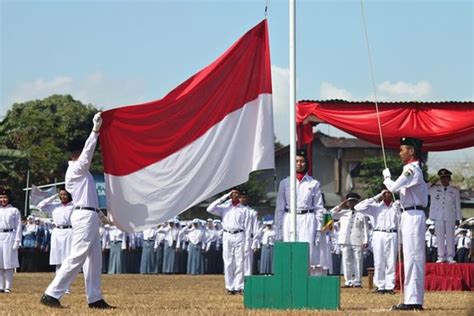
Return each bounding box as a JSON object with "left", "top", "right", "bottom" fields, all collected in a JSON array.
[{"left": 270, "top": 132, "right": 399, "bottom": 207}]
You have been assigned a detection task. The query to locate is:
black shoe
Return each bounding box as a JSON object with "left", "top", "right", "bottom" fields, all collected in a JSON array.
[
  {"left": 88, "top": 299, "right": 115, "bottom": 309},
  {"left": 353, "top": 285, "right": 362, "bottom": 288},
  {"left": 40, "top": 294, "right": 62, "bottom": 308},
  {"left": 391, "top": 303, "right": 423, "bottom": 311},
  {"left": 384, "top": 289, "right": 396, "bottom": 295},
  {"left": 227, "top": 290, "right": 236, "bottom": 295},
  {"left": 372, "top": 289, "right": 385, "bottom": 294},
  {"left": 0, "top": 289, "right": 4, "bottom": 293}
]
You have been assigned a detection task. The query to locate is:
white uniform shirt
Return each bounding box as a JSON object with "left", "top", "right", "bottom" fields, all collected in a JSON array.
[
  {"left": 261, "top": 227, "right": 276, "bottom": 246},
  {"left": 384, "top": 161, "right": 427, "bottom": 208},
  {"left": 429, "top": 185, "right": 461, "bottom": 221},
  {"left": 66, "top": 132, "right": 99, "bottom": 208},
  {"left": 143, "top": 227, "right": 157, "bottom": 241},
  {"left": 330, "top": 208, "right": 369, "bottom": 246},
  {"left": 355, "top": 197, "right": 400, "bottom": 231},
  {"left": 456, "top": 235, "right": 470, "bottom": 249},
  {"left": 274, "top": 174, "right": 325, "bottom": 236},
  {"left": 186, "top": 227, "right": 205, "bottom": 248},
  {"left": 108, "top": 226, "right": 126, "bottom": 249},
  {"left": 37, "top": 196, "right": 74, "bottom": 227},
  {"left": 207, "top": 200, "right": 250, "bottom": 234},
  {"left": 0, "top": 205, "right": 22, "bottom": 242},
  {"left": 157, "top": 225, "right": 180, "bottom": 248}
]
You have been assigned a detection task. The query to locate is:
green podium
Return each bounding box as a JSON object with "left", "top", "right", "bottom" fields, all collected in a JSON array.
[{"left": 244, "top": 242, "right": 340, "bottom": 310}]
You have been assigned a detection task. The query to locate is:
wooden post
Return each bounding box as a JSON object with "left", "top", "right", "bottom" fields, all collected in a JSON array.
[{"left": 367, "top": 267, "right": 375, "bottom": 289}]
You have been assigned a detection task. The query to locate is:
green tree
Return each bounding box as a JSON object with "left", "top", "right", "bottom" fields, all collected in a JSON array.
[
  {"left": 0, "top": 95, "right": 101, "bottom": 211},
  {"left": 359, "top": 155, "right": 429, "bottom": 197}
]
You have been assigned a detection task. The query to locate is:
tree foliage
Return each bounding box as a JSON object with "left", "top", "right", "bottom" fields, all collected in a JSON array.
[
  {"left": 0, "top": 95, "right": 101, "bottom": 210},
  {"left": 358, "top": 155, "right": 429, "bottom": 197}
]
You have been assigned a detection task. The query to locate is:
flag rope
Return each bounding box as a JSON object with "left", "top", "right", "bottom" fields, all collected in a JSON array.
[{"left": 360, "top": 0, "right": 404, "bottom": 305}]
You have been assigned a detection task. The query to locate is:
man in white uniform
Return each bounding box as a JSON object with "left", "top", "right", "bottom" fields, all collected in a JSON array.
[
  {"left": 428, "top": 168, "right": 461, "bottom": 263},
  {"left": 207, "top": 187, "right": 250, "bottom": 294},
  {"left": 330, "top": 192, "right": 369, "bottom": 288},
  {"left": 355, "top": 190, "right": 400, "bottom": 294},
  {"left": 383, "top": 137, "right": 427, "bottom": 311},
  {"left": 37, "top": 188, "right": 74, "bottom": 272},
  {"left": 0, "top": 188, "right": 22, "bottom": 293},
  {"left": 40, "top": 112, "right": 114, "bottom": 309},
  {"left": 274, "top": 149, "right": 325, "bottom": 266}
]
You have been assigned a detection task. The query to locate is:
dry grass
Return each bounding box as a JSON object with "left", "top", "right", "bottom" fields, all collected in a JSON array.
[{"left": 0, "top": 274, "right": 472, "bottom": 315}]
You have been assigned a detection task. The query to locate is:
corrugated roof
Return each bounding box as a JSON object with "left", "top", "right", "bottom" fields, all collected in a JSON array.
[{"left": 299, "top": 99, "right": 473, "bottom": 105}]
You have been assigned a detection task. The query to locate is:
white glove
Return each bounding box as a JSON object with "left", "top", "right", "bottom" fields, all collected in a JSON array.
[
  {"left": 12, "top": 241, "right": 20, "bottom": 251},
  {"left": 393, "top": 200, "right": 401, "bottom": 211},
  {"left": 382, "top": 168, "right": 391, "bottom": 179},
  {"left": 92, "top": 112, "right": 103, "bottom": 132}
]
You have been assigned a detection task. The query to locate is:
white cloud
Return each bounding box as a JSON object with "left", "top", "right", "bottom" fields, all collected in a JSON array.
[
  {"left": 320, "top": 82, "right": 354, "bottom": 100},
  {"left": 5, "top": 72, "right": 147, "bottom": 111},
  {"left": 375, "top": 80, "right": 433, "bottom": 100}
]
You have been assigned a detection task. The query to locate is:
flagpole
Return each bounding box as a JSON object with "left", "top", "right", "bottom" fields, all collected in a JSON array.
[{"left": 289, "top": 0, "right": 297, "bottom": 242}]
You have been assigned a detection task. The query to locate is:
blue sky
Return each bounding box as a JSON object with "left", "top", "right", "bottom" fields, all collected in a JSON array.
[{"left": 1, "top": 0, "right": 473, "bottom": 175}]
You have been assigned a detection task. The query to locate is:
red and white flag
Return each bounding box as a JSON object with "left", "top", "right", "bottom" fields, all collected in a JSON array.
[{"left": 100, "top": 20, "right": 274, "bottom": 232}]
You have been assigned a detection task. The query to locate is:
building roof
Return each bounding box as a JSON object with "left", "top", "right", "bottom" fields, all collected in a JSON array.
[
  {"left": 299, "top": 99, "right": 473, "bottom": 106},
  {"left": 275, "top": 131, "right": 381, "bottom": 157}
]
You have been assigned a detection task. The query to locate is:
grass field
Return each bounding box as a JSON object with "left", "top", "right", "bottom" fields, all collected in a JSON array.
[{"left": 0, "top": 274, "right": 472, "bottom": 315}]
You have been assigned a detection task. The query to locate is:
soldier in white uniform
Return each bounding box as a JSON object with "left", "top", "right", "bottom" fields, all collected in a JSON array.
[
  {"left": 383, "top": 137, "right": 427, "bottom": 311},
  {"left": 207, "top": 187, "right": 251, "bottom": 294},
  {"left": 240, "top": 191, "right": 258, "bottom": 276},
  {"left": 330, "top": 193, "right": 369, "bottom": 288},
  {"left": 41, "top": 112, "right": 114, "bottom": 309},
  {"left": 0, "top": 188, "right": 22, "bottom": 293},
  {"left": 274, "top": 149, "right": 325, "bottom": 266},
  {"left": 425, "top": 225, "right": 438, "bottom": 262},
  {"left": 355, "top": 190, "right": 400, "bottom": 294},
  {"left": 428, "top": 168, "right": 461, "bottom": 263},
  {"left": 37, "top": 188, "right": 74, "bottom": 272},
  {"left": 455, "top": 229, "right": 470, "bottom": 263}
]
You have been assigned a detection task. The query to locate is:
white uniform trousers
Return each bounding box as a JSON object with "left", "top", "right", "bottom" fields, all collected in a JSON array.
[
  {"left": 244, "top": 248, "right": 253, "bottom": 276},
  {"left": 222, "top": 231, "right": 245, "bottom": 291},
  {"left": 340, "top": 244, "right": 363, "bottom": 286},
  {"left": 401, "top": 210, "right": 425, "bottom": 305},
  {"left": 372, "top": 231, "right": 397, "bottom": 290},
  {"left": 0, "top": 268, "right": 13, "bottom": 290},
  {"left": 45, "top": 210, "right": 103, "bottom": 303},
  {"left": 282, "top": 212, "right": 316, "bottom": 265},
  {"left": 434, "top": 220, "right": 456, "bottom": 260}
]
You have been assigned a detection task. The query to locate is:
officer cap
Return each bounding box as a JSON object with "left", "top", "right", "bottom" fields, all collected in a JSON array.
[
  {"left": 345, "top": 192, "right": 361, "bottom": 201},
  {"left": 231, "top": 186, "right": 242, "bottom": 193},
  {"left": 438, "top": 168, "right": 452, "bottom": 177},
  {"left": 0, "top": 187, "right": 12, "bottom": 199},
  {"left": 400, "top": 137, "right": 423, "bottom": 150},
  {"left": 296, "top": 148, "right": 307, "bottom": 159}
]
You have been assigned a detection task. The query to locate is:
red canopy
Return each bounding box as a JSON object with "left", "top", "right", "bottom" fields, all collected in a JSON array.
[{"left": 297, "top": 100, "right": 474, "bottom": 151}]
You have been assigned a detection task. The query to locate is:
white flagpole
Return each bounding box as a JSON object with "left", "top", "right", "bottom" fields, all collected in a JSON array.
[{"left": 289, "top": 0, "right": 297, "bottom": 242}]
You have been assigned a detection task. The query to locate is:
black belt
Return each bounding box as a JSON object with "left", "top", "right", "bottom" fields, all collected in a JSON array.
[
  {"left": 374, "top": 229, "right": 397, "bottom": 233},
  {"left": 57, "top": 225, "right": 72, "bottom": 229},
  {"left": 74, "top": 206, "right": 100, "bottom": 213},
  {"left": 403, "top": 205, "right": 425, "bottom": 211},
  {"left": 145, "top": 239, "right": 155, "bottom": 242},
  {"left": 224, "top": 229, "right": 244, "bottom": 234},
  {"left": 0, "top": 229, "right": 13, "bottom": 233},
  {"left": 284, "top": 209, "right": 315, "bottom": 214},
  {"left": 111, "top": 241, "right": 122, "bottom": 244}
]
